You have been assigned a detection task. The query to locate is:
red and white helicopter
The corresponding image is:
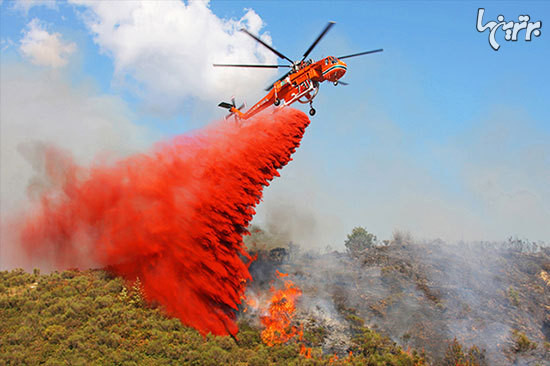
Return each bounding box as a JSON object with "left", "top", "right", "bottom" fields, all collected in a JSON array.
[{"left": 214, "top": 21, "right": 382, "bottom": 119}]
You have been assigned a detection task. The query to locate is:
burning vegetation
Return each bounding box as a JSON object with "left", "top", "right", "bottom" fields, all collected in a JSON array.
[
  {"left": 2, "top": 227, "right": 547, "bottom": 365},
  {"left": 1, "top": 268, "right": 425, "bottom": 365},
  {"left": 259, "top": 271, "right": 302, "bottom": 346},
  {"left": 244, "top": 226, "right": 549, "bottom": 365}
]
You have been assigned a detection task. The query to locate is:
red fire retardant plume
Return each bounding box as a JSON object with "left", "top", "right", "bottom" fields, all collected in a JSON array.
[{"left": 20, "top": 108, "right": 310, "bottom": 336}]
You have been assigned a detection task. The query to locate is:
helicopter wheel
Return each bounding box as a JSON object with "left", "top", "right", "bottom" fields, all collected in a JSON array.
[
  {"left": 333, "top": 81, "right": 338, "bottom": 86},
  {"left": 274, "top": 98, "right": 281, "bottom": 106},
  {"left": 309, "top": 108, "right": 316, "bottom": 116}
]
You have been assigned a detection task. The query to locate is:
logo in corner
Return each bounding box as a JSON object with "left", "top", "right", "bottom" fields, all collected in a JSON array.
[{"left": 476, "top": 8, "right": 542, "bottom": 51}]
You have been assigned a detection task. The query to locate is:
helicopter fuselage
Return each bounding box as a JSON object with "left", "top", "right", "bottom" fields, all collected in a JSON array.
[
  {"left": 215, "top": 21, "right": 381, "bottom": 120},
  {"left": 231, "top": 56, "right": 347, "bottom": 120}
]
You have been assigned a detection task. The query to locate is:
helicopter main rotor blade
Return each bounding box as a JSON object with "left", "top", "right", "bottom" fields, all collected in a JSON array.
[
  {"left": 213, "top": 63, "right": 291, "bottom": 68},
  {"left": 338, "top": 48, "right": 384, "bottom": 60},
  {"left": 338, "top": 81, "right": 349, "bottom": 86},
  {"left": 240, "top": 28, "right": 294, "bottom": 63},
  {"left": 265, "top": 70, "right": 291, "bottom": 91},
  {"left": 302, "top": 21, "right": 335, "bottom": 61}
]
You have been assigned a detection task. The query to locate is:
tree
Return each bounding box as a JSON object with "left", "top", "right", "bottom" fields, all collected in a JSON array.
[{"left": 345, "top": 227, "right": 377, "bottom": 257}]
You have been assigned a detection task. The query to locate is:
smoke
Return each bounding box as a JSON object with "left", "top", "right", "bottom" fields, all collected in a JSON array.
[
  {"left": 251, "top": 166, "right": 345, "bottom": 252},
  {"left": 16, "top": 108, "right": 310, "bottom": 336},
  {"left": 272, "top": 237, "right": 549, "bottom": 364},
  {"left": 0, "top": 63, "right": 153, "bottom": 269},
  {"left": 252, "top": 102, "right": 550, "bottom": 248}
]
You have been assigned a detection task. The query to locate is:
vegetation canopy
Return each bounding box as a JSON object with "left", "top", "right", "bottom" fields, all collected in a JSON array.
[
  {"left": 0, "top": 268, "right": 425, "bottom": 365},
  {"left": 345, "top": 227, "right": 378, "bottom": 257}
]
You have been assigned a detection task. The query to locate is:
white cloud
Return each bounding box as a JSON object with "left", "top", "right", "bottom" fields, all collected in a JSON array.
[
  {"left": 0, "top": 63, "right": 154, "bottom": 269},
  {"left": 71, "top": 0, "right": 279, "bottom": 114},
  {"left": 19, "top": 18, "right": 76, "bottom": 68},
  {"left": 11, "top": 0, "right": 57, "bottom": 15},
  {"left": 1, "top": 38, "right": 15, "bottom": 52}
]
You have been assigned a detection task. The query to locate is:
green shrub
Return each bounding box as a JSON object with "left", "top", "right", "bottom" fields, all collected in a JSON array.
[
  {"left": 507, "top": 287, "right": 520, "bottom": 306},
  {"left": 0, "top": 268, "right": 428, "bottom": 365},
  {"left": 442, "top": 338, "right": 487, "bottom": 366},
  {"left": 345, "top": 227, "right": 377, "bottom": 257},
  {"left": 512, "top": 330, "right": 537, "bottom": 352}
]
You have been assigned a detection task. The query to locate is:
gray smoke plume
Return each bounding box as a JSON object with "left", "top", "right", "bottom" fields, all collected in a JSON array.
[
  {"left": 0, "top": 63, "right": 154, "bottom": 270},
  {"left": 245, "top": 227, "right": 550, "bottom": 364}
]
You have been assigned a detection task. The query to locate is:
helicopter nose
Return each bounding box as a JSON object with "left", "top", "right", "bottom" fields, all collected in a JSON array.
[
  {"left": 322, "top": 59, "right": 347, "bottom": 82},
  {"left": 332, "top": 60, "right": 347, "bottom": 81},
  {"left": 336, "top": 60, "right": 347, "bottom": 79}
]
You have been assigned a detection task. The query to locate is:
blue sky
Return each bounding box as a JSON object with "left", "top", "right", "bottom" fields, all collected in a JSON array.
[{"left": 1, "top": 1, "right": 549, "bottom": 249}]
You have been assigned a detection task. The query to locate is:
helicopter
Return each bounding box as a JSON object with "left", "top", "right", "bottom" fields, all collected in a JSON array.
[{"left": 214, "top": 21, "right": 382, "bottom": 120}]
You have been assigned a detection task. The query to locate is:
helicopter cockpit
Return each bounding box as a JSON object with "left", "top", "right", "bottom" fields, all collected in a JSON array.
[{"left": 325, "top": 56, "right": 338, "bottom": 65}]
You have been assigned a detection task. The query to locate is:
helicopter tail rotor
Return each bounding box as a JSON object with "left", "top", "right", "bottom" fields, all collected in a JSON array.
[{"left": 218, "top": 97, "right": 245, "bottom": 120}]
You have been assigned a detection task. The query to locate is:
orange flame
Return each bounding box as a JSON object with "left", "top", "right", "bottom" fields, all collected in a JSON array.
[
  {"left": 275, "top": 269, "right": 289, "bottom": 277},
  {"left": 300, "top": 344, "right": 312, "bottom": 358},
  {"left": 260, "top": 272, "right": 302, "bottom": 346},
  {"left": 241, "top": 295, "right": 258, "bottom": 313}
]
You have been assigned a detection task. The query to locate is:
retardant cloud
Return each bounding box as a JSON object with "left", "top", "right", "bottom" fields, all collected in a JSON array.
[{"left": 0, "top": 63, "right": 154, "bottom": 269}]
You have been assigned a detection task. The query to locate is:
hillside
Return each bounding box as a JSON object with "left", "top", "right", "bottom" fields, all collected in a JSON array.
[
  {"left": 0, "top": 268, "right": 424, "bottom": 365},
  {"left": 245, "top": 230, "right": 550, "bottom": 365},
  {"left": 2, "top": 234, "right": 548, "bottom": 365}
]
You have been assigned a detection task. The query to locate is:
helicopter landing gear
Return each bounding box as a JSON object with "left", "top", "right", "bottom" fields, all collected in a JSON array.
[
  {"left": 308, "top": 101, "right": 316, "bottom": 116},
  {"left": 333, "top": 81, "right": 338, "bottom": 86},
  {"left": 274, "top": 98, "right": 281, "bottom": 106}
]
